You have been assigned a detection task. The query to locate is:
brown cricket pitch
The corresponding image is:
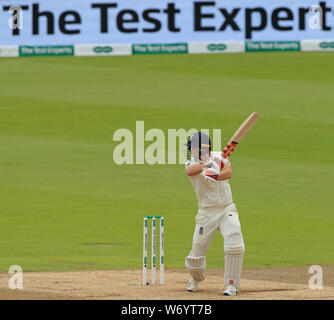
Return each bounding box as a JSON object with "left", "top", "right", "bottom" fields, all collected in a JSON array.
[{"left": 0, "top": 266, "right": 334, "bottom": 300}]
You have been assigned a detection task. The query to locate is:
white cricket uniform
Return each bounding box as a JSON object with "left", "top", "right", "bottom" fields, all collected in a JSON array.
[
  {"left": 186, "top": 152, "right": 234, "bottom": 225},
  {"left": 185, "top": 151, "right": 245, "bottom": 288}
]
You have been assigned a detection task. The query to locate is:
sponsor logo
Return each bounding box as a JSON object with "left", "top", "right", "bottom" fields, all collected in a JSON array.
[
  {"left": 207, "top": 43, "right": 227, "bottom": 52},
  {"left": 19, "top": 45, "right": 74, "bottom": 57},
  {"left": 133, "top": 43, "right": 188, "bottom": 55},
  {"left": 199, "top": 227, "right": 203, "bottom": 235},
  {"left": 93, "top": 46, "right": 113, "bottom": 54},
  {"left": 319, "top": 41, "right": 334, "bottom": 49},
  {"left": 246, "top": 41, "right": 300, "bottom": 52}
]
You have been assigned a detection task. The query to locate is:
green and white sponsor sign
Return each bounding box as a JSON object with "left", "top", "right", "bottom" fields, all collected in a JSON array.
[
  {"left": 75, "top": 44, "right": 132, "bottom": 56},
  {"left": 19, "top": 45, "right": 74, "bottom": 57},
  {"left": 0, "top": 46, "right": 18, "bottom": 57},
  {"left": 5, "top": 39, "right": 334, "bottom": 58},
  {"left": 132, "top": 43, "right": 187, "bottom": 55},
  {"left": 188, "top": 41, "right": 244, "bottom": 54},
  {"left": 301, "top": 40, "right": 334, "bottom": 51},
  {"left": 246, "top": 41, "right": 300, "bottom": 52}
]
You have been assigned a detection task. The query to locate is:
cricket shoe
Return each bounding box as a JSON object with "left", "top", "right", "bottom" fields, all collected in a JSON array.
[
  {"left": 187, "top": 279, "right": 200, "bottom": 292},
  {"left": 223, "top": 285, "right": 238, "bottom": 296}
]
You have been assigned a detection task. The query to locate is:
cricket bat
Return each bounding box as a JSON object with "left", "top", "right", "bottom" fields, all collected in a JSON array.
[{"left": 222, "top": 112, "right": 260, "bottom": 158}]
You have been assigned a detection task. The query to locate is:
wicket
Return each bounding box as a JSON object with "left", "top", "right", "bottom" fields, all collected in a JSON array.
[{"left": 142, "top": 216, "right": 164, "bottom": 285}]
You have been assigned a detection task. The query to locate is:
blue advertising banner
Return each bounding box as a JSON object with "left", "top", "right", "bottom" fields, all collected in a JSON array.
[{"left": 0, "top": 0, "right": 333, "bottom": 45}]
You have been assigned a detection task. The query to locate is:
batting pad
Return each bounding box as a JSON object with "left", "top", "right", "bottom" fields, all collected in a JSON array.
[
  {"left": 185, "top": 256, "right": 206, "bottom": 281},
  {"left": 223, "top": 231, "right": 245, "bottom": 289}
]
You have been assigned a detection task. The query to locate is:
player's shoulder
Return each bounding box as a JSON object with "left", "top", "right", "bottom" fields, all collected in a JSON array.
[
  {"left": 185, "top": 157, "right": 198, "bottom": 167},
  {"left": 185, "top": 160, "right": 192, "bottom": 167}
]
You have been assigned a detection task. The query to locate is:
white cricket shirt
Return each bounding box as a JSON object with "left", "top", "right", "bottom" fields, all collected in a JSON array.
[{"left": 185, "top": 151, "right": 234, "bottom": 220}]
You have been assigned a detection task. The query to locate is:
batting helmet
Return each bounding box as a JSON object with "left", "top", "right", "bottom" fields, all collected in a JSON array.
[{"left": 185, "top": 132, "right": 211, "bottom": 160}]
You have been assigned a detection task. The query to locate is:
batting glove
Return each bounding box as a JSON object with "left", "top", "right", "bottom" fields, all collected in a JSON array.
[
  {"left": 206, "top": 155, "right": 227, "bottom": 171},
  {"left": 202, "top": 168, "right": 220, "bottom": 182}
]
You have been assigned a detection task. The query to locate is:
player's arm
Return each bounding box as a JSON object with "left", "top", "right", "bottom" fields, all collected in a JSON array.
[
  {"left": 185, "top": 163, "right": 207, "bottom": 176},
  {"left": 217, "top": 162, "right": 232, "bottom": 180}
]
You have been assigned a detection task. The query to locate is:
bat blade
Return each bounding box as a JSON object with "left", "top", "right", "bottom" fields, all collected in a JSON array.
[
  {"left": 223, "top": 112, "right": 260, "bottom": 158},
  {"left": 227, "top": 112, "right": 260, "bottom": 145}
]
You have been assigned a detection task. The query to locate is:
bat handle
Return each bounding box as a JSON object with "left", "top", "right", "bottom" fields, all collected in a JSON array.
[{"left": 223, "top": 143, "right": 237, "bottom": 158}]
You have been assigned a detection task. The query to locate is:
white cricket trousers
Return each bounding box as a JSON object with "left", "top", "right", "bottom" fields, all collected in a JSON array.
[{"left": 188, "top": 204, "right": 245, "bottom": 288}]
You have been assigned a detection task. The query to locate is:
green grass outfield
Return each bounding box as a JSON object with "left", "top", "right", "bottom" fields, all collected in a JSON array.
[{"left": 0, "top": 52, "right": 333, "bottom": 271}]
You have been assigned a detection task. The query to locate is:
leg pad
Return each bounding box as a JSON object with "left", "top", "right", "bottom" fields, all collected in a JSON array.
[
  {"left": 185, "top": 256, "right": 206, "bottom": 281},
  {"left": 224, "top": 231, "right": 245, "bottom": 288}
]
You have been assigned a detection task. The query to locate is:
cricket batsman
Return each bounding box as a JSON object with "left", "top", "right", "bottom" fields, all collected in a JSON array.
[{"left": 184, "top": 131, "right": 245, "bottom": 296}]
